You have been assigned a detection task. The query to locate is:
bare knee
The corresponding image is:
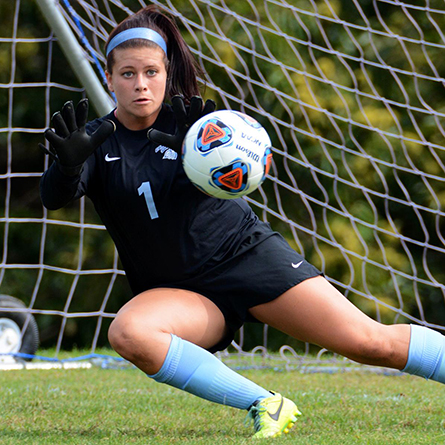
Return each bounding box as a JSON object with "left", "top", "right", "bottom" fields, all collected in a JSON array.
[
  {"left": 108, "top": 311, "right": 171, "bottom": 374},
  {"left": 108, "top": 313, "right": 140, "bottom": 359}
]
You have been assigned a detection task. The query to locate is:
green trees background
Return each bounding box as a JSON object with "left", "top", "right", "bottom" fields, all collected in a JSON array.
[{"left": 1, "top": 0, "right": 445, "bottom": 353}]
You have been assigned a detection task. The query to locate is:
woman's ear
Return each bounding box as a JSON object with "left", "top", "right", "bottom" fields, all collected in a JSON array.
[{"left": 105, "top": 70, "right": 114, "bottom": 93}]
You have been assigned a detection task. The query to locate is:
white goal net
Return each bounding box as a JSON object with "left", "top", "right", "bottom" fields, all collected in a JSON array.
[{"left": 1, "top": 0, "right": 445, "bottom": 368}]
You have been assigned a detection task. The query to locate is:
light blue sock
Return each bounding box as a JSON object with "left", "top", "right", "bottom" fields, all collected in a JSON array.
[
  {"left": 402, "top": 324, "right": 445, "bottom": 383},
  {"left": 148, "top": 334, "right": 271, "bottom": 409}
]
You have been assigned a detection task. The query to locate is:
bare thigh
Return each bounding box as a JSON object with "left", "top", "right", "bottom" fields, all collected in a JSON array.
[
  {"left": 108, "top": 288, "right": 228, "bottom": 374},
  {"left": 249, "top": 276, "right": 410, "bottom": 369}
]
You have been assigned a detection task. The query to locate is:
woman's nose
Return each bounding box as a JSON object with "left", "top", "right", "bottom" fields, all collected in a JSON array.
[{"left": 134, "top": 74, "right": 147, "bottom": 91}]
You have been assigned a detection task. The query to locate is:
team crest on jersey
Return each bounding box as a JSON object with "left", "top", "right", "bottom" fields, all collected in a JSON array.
[
  {"left": 155, "top": 145, "right": 178, "bottom": 160},
  {"left": 197, "top": 119, "right": 232, "bottom": 153}
]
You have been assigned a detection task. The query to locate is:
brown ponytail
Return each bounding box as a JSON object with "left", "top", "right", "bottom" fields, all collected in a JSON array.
[{"left": 105, "top": 5, "right": 202, "bottom": 102}]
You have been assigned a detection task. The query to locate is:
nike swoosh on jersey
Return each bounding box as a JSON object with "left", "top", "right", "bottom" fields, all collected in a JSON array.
[
  {"left": 105, "top": 153, "right": 121, "bottom": 162},
  {"left": 267, "top": 395, "right": 284, "bottom": 421},
  {"left": 292, "top": 261, "right": 303, "bottom": 269}
]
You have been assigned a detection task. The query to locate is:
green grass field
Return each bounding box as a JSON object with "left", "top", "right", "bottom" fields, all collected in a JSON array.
[{"left": 0, "top": 358, "right": 444, "bottom": 445}]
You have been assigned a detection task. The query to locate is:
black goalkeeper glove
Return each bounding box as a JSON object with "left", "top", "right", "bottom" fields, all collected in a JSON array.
[
  {"left": 39, "top": 98, "right": 115, "bottom": 176},
  {"left": 147, "top": 95, "right": 216, "bottom": 152}
]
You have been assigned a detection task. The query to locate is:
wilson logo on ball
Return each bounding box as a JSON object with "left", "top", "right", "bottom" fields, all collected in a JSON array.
[{"left": 196, "top": 119, "right": 232, "bottom": 153}]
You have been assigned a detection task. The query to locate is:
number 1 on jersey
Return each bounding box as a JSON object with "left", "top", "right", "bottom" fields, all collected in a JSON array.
[{"left": 138, "top": 181, "right": 159, "bottom": 219}]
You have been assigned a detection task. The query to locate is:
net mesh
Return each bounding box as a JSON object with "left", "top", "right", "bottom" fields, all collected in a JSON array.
[{"left": 1, "top": 0, "right": 445, "bottom": 364}]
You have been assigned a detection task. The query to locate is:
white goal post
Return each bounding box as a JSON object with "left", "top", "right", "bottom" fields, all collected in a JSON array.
[{"left": 1, "top": 0, "right": 445, "bottom": 368}]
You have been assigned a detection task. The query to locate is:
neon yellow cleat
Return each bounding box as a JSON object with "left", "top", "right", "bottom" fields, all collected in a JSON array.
[{"left": 246, "top": 392, "right": 301, "bottom": 439}]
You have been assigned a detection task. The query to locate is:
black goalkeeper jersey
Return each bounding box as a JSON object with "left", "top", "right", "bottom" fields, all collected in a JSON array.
[{"left": 40, "top": 104, "right": 271, "bottom": 295}]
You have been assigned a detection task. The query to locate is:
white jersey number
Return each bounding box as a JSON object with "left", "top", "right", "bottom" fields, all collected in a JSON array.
[{"left": 138, "top": 181, "right": 159, "bottom": 219}]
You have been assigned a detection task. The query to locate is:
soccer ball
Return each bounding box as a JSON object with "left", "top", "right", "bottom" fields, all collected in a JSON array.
[{"left": 182, "top": 110, "right": 273, "bottom": 199}]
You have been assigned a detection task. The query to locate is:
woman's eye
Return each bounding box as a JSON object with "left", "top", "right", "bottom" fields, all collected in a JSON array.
[
  {"left": 123, "top": 72, "right": 133, "bottom": 78},
  {"left": 147, "top": 69, "right": 157, "bottom": 76}
]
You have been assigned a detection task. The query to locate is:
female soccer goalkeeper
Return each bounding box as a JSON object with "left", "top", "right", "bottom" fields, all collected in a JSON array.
[{"left": 39, "top": 5, "right": 445, "bottom": 439}]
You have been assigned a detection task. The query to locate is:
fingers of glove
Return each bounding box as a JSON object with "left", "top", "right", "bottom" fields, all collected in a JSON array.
[
  {"left": 202, "top": 99, "right": 216, "bottom": 117},
  {"left": 147, "top": 128, "right": 180, "bottom": 152},
  {"left": 61, "top": 101, "right": 78, "bottom": 133},
  {"left": 44, "top": 128, "right": 65, "bottom": 148},
  {"left": 171, "top": 95, "right": 187, "bottom": 128},
  {"left": 75, "top": 98, "right": 89, "bottom": 129},
  {"left": 90, "top": 119, "right": 116, "bottom": 148},
  {"left": 147, "top": 128, "right": 165, "bottom": 144},
  {"left": 51, "top": 112, "right": 70, "bottom": 138},
  {"left": 187, "top": 96, "right": 204, "bottom": 125},
  {"left": 38, "top": 143, "right": 58, "bottom": 161}
]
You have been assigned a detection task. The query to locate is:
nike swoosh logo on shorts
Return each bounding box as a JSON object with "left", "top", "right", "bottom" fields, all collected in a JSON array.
[
  {"left": 105, "top": 153, "right": 121, "bottom": 162},
  {"left": 292, "top": 261, "right": 303, "bottom": 269},
  {"left": 267, "top": 395, "right": 284, "bottom": 421}
]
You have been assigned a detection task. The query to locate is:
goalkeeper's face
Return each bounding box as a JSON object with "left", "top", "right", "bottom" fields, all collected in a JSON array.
[{"left": 106, "top": 46, "right": 167, "bottom": 130}]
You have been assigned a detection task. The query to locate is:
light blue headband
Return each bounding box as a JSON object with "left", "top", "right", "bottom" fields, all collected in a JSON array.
[{"left": 106, "top": 28, "right": 167, "bottom": 57}]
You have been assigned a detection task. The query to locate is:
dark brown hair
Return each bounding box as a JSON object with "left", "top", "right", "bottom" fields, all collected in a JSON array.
[{"left": 105, "top": 5, "right": 202, "bottom": 101}]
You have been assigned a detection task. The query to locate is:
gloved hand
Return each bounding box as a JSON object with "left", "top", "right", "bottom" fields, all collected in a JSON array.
[
  {"left": 39, "top": 98, "right": 115, "bottom": 176},
  {"left": 147, "top": 95, "right": 216, "bottom": 152}
]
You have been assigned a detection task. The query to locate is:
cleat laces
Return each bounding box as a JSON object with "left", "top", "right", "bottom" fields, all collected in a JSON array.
[{"left": 245, "top": 402, "right": 267, "bottom": 433}]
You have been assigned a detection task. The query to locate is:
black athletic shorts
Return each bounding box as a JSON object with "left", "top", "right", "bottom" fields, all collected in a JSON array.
[{"left": 158, "top": 224, "right": 322, "bottom": 353}]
